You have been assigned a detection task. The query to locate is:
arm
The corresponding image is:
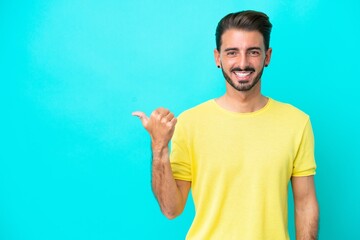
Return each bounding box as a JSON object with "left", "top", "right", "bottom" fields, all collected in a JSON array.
[
  {"left": 133, "top": 108, "right": 191, "bottom": 219},
  {"left": 151, "top": 145, "right": 191, "bottom": 219},
  {"left": 291, "top": 175, "right": 319, "bottom": 240}
]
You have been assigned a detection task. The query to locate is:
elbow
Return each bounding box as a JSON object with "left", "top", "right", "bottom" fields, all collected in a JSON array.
[
  {"left": 162, "top": 208, "right": 182, "bottom": 220},
  {"left": 295, "top": 198, "right": 319, "bottom": 218},
  {"left": 164, "top": 212, "right": 178, "bottom": 220}
]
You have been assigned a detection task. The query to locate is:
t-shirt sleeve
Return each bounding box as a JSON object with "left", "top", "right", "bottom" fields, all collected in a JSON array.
[
  {"left": 292, "top": 118, "right": 317, "bottom": 176},
  {"left": 170, "top": 116, "right": 192, "bottom": 181}
]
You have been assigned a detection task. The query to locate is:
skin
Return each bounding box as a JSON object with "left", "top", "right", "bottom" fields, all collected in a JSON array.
[
  {"left": 132, "top": 109, "right": 190, "bottom": 219},
  {"left": 133, "top": 28, "right": 319, "bottom": 238},
  {"left": 292, "top": 176, "right": 319, "bottom": 240}
]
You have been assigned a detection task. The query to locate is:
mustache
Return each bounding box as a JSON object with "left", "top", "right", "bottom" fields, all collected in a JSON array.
[{"left": 231, "top": 67, "right": 255, "bottom": 72}]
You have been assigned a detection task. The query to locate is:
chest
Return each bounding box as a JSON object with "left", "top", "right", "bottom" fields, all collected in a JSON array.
[{"left": 190, "top": 118, "right": 300, "bottom": 180}]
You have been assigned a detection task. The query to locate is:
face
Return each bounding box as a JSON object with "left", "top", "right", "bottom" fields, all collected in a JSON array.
[{"left": 214, "top": 29, "right": 272, "bottom": 92}]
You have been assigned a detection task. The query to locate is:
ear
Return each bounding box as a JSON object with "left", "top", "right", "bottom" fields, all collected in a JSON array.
[
  {"left": 214, "top": 49, "right": 221, "bottom": 68},
  {"left": 264, "top": 48, "right": 272, "bottom": 67}
]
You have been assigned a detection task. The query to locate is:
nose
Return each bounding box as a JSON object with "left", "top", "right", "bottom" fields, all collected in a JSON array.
[{"left": 237, "top": 52, "right": 249, "bottom": 70}]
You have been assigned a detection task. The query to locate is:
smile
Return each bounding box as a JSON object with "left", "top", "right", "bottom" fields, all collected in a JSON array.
[
  {"left": 233, "top": 71, "right": 253, "bottom": 80},
  {"left": 234, "top": 71, "right": 252, "bottom": 77}
]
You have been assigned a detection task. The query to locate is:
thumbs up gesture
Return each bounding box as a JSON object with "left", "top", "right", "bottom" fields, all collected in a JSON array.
[{"left": 132, "top": 108, "right": 177, "bottom": 149}]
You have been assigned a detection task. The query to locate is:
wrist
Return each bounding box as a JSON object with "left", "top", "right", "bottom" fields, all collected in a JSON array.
[
  {"left": 151, "top": 140, "right": 169, "bottom": 151},
  {"left": 151, "top": 143, "right": 169, "bottom": 160}
]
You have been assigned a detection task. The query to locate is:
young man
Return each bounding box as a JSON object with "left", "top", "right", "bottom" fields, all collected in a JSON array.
[{"left": 133, "top": 10, "right": 319, "bottom": 240}]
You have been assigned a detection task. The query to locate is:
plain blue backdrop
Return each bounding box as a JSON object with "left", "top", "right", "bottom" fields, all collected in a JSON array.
[{"left": 1, "top": 0, "right": 359, "bottom": 239}]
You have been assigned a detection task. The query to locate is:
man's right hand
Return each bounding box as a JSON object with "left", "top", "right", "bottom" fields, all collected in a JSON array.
[{"left": 132, "top": 108, "right": 177, "bottom": 149}]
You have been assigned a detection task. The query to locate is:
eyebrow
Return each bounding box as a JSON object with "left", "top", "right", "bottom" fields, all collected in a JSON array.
[
  {"left": 224, "top": 47, "right": 262, "bottom": 52},
  {"left": 224, "top": 47, "right": 239, "bottom": 52},
  {"left": 247, "top": 47, "right": 262, "bottom": 51}
]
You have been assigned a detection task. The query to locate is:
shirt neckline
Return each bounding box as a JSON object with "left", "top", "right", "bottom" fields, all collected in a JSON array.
[{"left": 211, "top": 97, "right": 273, "bottom": 117}]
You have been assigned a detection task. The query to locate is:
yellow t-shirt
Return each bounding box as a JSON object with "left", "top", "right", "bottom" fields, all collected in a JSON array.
[{"left": 170, "top": 98, "right": 316, "bottom": 240}]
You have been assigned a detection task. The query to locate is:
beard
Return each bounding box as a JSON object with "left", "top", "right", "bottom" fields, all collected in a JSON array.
[{"left": 221, "top": 64, "right": 265, "bottom": 92}]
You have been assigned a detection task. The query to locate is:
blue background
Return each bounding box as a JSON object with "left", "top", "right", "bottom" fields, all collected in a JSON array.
[{"left": 1, "top": 0, "right": 359, "bottom": 239}]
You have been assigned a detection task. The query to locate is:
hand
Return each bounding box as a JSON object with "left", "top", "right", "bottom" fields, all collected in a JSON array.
[{"left": 132, "top": 108, "right": 177, "bottom": 149}]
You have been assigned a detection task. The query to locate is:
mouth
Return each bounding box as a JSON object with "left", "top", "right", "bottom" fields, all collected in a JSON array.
[{"left": 233, "top": 71, "right": 253, "bottom": 81}]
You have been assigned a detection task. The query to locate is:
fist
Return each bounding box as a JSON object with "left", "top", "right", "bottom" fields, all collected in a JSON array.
[{"left": 132, "top": 108, "right": 177, "bottom": 148}]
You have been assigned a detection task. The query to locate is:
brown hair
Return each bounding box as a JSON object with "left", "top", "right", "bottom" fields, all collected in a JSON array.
[{"left": 215, "top": 10, "right": 272, "bottom": 51}]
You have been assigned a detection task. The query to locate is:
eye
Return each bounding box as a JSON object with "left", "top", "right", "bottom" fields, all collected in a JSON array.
[
  {"left": 226, "top": 51, "right": 237, "bottom": 57},
  {"left": 248, "top": 50, "right": 260, "bottom": 57}
]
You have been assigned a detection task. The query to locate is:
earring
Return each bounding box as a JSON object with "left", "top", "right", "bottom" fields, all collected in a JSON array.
[{"left": 217, "top": 65, "right": 220, "bottom": 68}]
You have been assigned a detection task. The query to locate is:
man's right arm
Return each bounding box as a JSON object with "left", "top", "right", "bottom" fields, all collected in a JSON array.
[
  {"left": 133, "top": 108, "right": 191, "bottom": 219},
  {"left": 152, "top": 145, "right": 191, "bottom": 219}
]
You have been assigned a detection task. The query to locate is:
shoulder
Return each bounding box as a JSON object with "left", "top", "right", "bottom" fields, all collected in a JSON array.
[
  {"left": 270, "top": 98, "right": 310, "bottom": 121},
  {"left": 173, "top": 100, "right": 216, "bottom": 132},
  {"left": 177, "top": 99, "right": 215, "bottom": 121},
  {"left": 268, "top": 99, "right": 312, "bottom": 132}
]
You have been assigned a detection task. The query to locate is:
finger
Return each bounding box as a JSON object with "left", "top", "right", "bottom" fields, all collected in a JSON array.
[
  {"left": 159, "top": 111, "right": 174, "bottom": 124},
  {"left": 167, "top": 117, "right": 177, "bottom": 128},
  {"left": 164, "top": 112, "right": 175, "bottom": 122},
  {"left": 156, "top": 107, "right": 170, "bottom": 116},
  {"left": 132, "top": 111, "right": 149, "bottom": 127},
  {"left": 151, "top": 110, "right": 162, "bottom": 121},
  {"left": 132, "top": 111, "right": 147, "bottom": 118}
]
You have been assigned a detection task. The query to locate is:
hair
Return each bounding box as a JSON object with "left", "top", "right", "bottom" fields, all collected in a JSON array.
[{"left": 215, "top": 10, "right": 272, "bottom": 51}]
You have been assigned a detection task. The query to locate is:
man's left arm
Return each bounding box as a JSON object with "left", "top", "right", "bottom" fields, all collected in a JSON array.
[{"left": 292, "top": 175, "right": 319, "bottom": 240}]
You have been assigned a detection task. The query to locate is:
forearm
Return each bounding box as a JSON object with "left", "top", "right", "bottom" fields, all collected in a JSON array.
[
  {"left": 151, "top": 145, "right": 184, "bottom": 219},
  {"left": 295, "top": 200, "right": 319, "bottom": 240}
]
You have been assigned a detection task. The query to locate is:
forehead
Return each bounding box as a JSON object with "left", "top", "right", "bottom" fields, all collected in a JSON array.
[{"left": 220, "top": 29, "right": 265, "bottom": 51}]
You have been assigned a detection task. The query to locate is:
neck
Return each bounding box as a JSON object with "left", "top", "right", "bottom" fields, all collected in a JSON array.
[{"left": 215, "top": 81, "right": 268, "bottom": 113}]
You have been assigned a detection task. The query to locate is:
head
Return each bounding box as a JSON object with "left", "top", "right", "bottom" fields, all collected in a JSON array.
[{"left": 214, "top": 10, "right": 273, "bottom": 92}]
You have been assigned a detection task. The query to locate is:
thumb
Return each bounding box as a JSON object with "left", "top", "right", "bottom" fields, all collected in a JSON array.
[{"left": 132, "top": 111, "right": 149, "bottom": 127}]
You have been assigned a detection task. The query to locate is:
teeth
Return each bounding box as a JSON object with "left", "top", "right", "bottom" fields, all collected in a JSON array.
[{"left": 234, "top": 71, "right": 251, "bottom": 77}]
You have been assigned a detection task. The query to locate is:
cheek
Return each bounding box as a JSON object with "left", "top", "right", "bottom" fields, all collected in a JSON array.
[
  {"left": 252, "top": 59, "right": 266, "bottom": 68},
  {"left": 221, "top": 58, "right": 236, "bottom": 68}
]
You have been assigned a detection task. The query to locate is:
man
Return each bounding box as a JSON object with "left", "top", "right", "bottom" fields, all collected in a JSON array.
[{"left": 133, "top": 10, "right": 319, "bottom": 240}]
